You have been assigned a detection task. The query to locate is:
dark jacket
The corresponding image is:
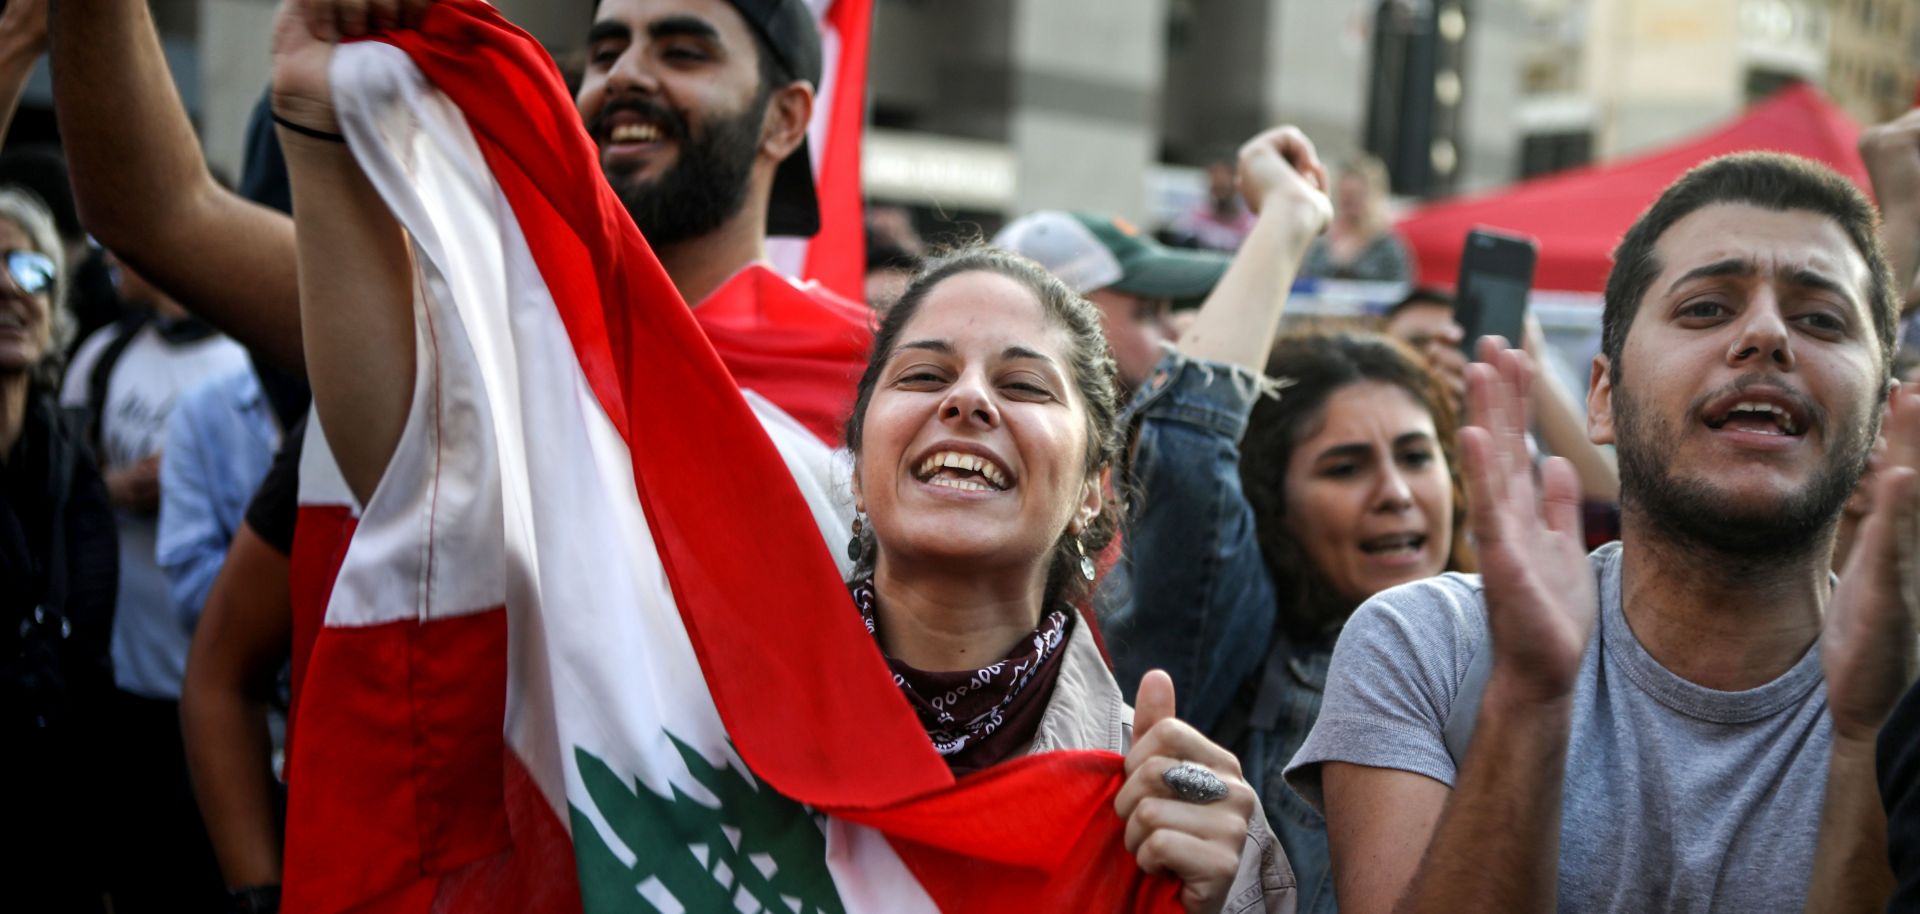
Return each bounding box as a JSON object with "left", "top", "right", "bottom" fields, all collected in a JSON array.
[
  {"left": 2, "top": 385, "right": 117, "bottom": 729},
  {"left": 2, "top": 384, "right": 118, "bottom": 910},
  {"left": 1100, "top": 350, "right": 1337, "bottom": 913}
]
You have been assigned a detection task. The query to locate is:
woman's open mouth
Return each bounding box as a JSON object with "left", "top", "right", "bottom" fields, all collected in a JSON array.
[
  {"left": 1359, "top": 532, "right": 1427, "bottom": 559},
  {"left": 914, "top": 450, "right": 1012, "bottom": 492}
]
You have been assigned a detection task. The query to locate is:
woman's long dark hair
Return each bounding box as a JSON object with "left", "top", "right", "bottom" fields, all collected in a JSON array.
[
  {"left": 842, "top": 246, "right": 1124, "bottom": 607},
  {"left": 1240, "top": 330, "right": 1468, "bottom": 641}
]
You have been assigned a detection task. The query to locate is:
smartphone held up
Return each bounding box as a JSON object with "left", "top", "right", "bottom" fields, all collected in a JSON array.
[{"left": 1454, "top": 227, "right": 1538, "bottom": 358}]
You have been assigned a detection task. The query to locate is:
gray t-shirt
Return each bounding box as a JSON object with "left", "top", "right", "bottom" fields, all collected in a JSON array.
[{"left": 1285, "top": 543, "right": 1831, "bottom": 913}]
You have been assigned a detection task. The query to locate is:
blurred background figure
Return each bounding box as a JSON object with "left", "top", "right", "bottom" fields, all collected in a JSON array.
[
  {"left": 1299, "top": 156, "right": 1411, "bottom": 283},
  {"left": 1166, "top": 157, "right": 1259, "bottom": 252},
  {"left": 0, "top": 184, "right": 117, "bottom": 914},
  {"left": 0, "top": 147, "right": 125, "bottom": 354},
  {"left": 863, "top": 205, "right": 924, "bottom": 313},
  {"left": 60, "top": 253, "right": 244, "bottom": 912},
  {"left": 1381, "top": 286, "right": 1619, "bottom": 541}
]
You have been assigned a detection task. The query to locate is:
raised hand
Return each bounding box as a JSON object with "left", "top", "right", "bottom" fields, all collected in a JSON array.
[
  {"left": 107, "top": 452, "right": 164, "bottom": 515},
  {"left": 270, "top": 0, "right": 438, "bottom": 133},
  {"left": 1823, "top": 384, "right": 1920, "bottom": 743},
  {"left": 0, "top": 0, "right": 49, "bottom": 61},
  {"left": 1861, "top": 107, "right": 1920, "bottom": 307},
  {"left": 1460, "top": 338, "right": 1595, "bottom": 700},
  {"left": 1236, "top": 125, "right": 1333, "bottom": 237},
  {"left": 1116, "top": 670, "right": 1258, "bottom": 914}
]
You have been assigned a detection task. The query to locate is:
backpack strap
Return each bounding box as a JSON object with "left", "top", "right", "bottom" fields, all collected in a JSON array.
[
  {"left": 83, "top": 312, "right": 152, "bottom": 455},
  {"left": 1442, "top": 634, "right": 1497, "bottom": 768}
]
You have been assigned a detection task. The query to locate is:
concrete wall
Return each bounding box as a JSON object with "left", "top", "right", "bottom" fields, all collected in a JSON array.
[
  {"left": 1585, "top": 0, "right": 1743, "bottom": 157},
  {"left": 195, "top": 0, "right": 275, "bottom": 181},
  {"left": 1007, "top": 0, "right": 1167, "bottom": 221},
  {"left": 192, "top": 0, "right": 595, "bottom": 179},
  {"left": 1161, "top": 0, "right": 1270, "bottom": 165},
  {"left": 869, "top": 0, "right": 1017, "bottom": 142},
  {"left": 1456, "top": 0, "right": 1525, "bottom": 192},
  {"left": 1262, "top": 0, "right": 1373, "bottom": 166}
]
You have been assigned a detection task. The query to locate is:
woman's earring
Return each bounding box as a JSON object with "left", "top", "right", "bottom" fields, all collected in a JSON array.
[
  {"left": 847, "top": 513, "right": 868, "bottom": 564},
  {"left": 1074, "top": 537, "right": 1096, "bottom": 581}
]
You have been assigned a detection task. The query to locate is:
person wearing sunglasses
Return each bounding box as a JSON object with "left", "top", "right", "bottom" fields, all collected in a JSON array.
[{"left": 0, "top": 185, "right": 120, "bottom": 911}]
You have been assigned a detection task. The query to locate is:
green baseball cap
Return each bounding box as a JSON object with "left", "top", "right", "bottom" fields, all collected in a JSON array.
[{"left": 993, "top": 210, "right": 1231, "bottom": 301}]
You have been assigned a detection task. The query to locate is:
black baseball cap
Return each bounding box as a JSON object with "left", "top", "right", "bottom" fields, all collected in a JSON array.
[
  {"left": 993, "top": 211, "right": 1231, "bottom": 302},
  {"left": 725, "top": 0, "right": 823, "bottom": 237}
]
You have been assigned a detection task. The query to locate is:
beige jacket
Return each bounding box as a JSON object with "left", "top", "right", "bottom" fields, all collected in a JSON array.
[{"left": 1022, "top": 617, "right": 1299, "bottom": 914}]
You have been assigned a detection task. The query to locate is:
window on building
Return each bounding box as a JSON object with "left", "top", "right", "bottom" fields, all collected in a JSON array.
[
  {"left": 1519, "top": 131, "right": 1592, "bottom": 179},
  {"left": 1745, "top": 68, "right": 1802, "bottom": 104}
]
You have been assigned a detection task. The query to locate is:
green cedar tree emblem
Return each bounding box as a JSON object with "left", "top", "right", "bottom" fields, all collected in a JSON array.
[{"left": 570, "top": 735, "right": 846, "bottom": 914}]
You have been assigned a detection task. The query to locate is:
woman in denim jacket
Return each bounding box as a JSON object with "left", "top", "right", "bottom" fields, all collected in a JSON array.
[{"left": 1101, "top": 325, "right": 1467, "bottom": 908}]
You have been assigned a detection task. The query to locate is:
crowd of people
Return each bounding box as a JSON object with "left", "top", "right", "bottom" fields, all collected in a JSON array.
[{"left": 6, "top": 0, "right": 1920, "bottom": 911}]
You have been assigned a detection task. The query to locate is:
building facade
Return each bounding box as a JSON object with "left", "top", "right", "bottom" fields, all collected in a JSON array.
[{"left": 14, "top": 0, "right": 1903, "bottom": 242}]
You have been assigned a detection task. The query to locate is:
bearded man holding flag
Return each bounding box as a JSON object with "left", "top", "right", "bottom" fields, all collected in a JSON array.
[
  {"left": 48, "top": 0, "right": 875, "bottom": 904},
  {"left": 262, "top": 0, "right": 1300, "bottom": 911}
]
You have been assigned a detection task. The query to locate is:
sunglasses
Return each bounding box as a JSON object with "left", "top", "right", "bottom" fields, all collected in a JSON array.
[{"left": 2, "top": 249, "right": 53, "bottom": 295}]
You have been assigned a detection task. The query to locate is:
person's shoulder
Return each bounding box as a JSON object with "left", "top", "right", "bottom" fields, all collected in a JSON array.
[
  {"left": 705, "top": 266, "right": 874, "bottom": 350},
  {"left": 741, "top": 264, "right": 872, "bottom": 324},
  {"left": 60, "top": 324, "right": 121, "bottom": 403},
  {"left": 1349, "top": 571, "right": 1490, "bottom": 643},
  {"left": 795, "top": 277, "right": 869, "bottom": 320},
  {"left": 179, "top": 329, "right": 249, "bottom": 364}
]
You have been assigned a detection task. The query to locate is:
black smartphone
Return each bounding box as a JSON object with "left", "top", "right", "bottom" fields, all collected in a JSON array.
[{"left": 1454, "top": 228, "right": 1538, "bottom": 358}]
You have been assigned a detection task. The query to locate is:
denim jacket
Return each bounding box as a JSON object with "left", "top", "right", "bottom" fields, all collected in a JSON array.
[{"left": 1098, "top": 349, "right": 1339, "bottom": 914}]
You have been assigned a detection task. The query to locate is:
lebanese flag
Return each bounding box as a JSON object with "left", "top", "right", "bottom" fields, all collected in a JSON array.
[
  {"left": 767, "top": 0, "right": 871, "bottom": 301},
  {"left": 281, "top": 4, "right": 1182, "bottom": 912}
]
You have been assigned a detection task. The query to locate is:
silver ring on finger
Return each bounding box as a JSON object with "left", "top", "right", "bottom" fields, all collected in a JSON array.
[{"left": 1162, "top": 761, "right": 1229, "bottom": 804}]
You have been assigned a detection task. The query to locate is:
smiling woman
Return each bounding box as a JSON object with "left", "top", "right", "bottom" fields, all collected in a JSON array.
[
  {"left": 0, "top": 185, "right": 121, "bottom": 911},
  {"left": 840, "top": 247, "right": 1296, "bottom": 913}
]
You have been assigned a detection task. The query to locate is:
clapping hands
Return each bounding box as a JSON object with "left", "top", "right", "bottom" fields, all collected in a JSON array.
[
  {"left": 1824, "top": 383, "right": 1920, "bottom": 744},
  {"left": 1460, "top": 338, "right": 1595, "bottom": 701}
]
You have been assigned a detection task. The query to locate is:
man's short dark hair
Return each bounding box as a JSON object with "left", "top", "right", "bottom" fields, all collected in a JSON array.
[
  {"left": 1601, "top": 152, "right": 1897, "bottom": 383},
  {"left": 1387, "top": 285, "right": 1454, "bottom": 321}
]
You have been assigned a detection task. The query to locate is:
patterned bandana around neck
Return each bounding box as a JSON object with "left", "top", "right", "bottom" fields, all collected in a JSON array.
[{"left": 849, "top": 578, "right": 1072, "bottom": 772}]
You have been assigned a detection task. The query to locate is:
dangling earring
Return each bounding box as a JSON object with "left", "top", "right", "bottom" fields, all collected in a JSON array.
[
  {"left": 847, "top": 512, "right": 868, "bottom": 563},
  {"left": 1074, "top": 536, "right": 1096, "bottom": 581}
]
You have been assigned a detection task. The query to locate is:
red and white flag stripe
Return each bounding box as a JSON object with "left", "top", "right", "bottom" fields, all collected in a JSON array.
[{"left": 283, "top": 4, "right": 1181, "bottom": 912}]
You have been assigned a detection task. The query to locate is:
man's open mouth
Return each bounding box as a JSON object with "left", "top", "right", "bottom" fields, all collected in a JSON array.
[
  {"left": 593, "top": 101, "right": 680, "bottom": 147},
  {"left": 608, "top": 122, "right": 664, "bottom": 144},
  {"left": 1704, "top": 398, "right": 1805, "bottom": 436}
]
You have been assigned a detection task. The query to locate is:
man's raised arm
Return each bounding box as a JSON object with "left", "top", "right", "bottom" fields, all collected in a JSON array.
[
  {"left": 1861, "top": 108, "right": 1920, "bottom": 316},
  {"left": 51, "top": 0, "right": 303, "bottom": 370}
]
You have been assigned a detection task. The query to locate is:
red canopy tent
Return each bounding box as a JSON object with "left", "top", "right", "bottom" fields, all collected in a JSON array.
[{"left": 1396, "top": 83, "right": 1870, "bottom": 294}]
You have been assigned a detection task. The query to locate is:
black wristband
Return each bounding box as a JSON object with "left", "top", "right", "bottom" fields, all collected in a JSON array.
[
  {"left": 227, "top": 884, "right": 281, "bottom": 914},
  {"left": 271, "top": 111, "right": 347, "bottom": 143}
]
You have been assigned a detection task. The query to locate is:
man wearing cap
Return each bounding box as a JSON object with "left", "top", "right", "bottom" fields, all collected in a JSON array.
[
  {"left": 48, "top": 2, "right": 865, "bottom": 908},
  {"left": 995, "top": 210, "right": 1231, "bottom": 390},
  {"left": 52, "top": 0, "right": 867, "bottom": 440}
]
